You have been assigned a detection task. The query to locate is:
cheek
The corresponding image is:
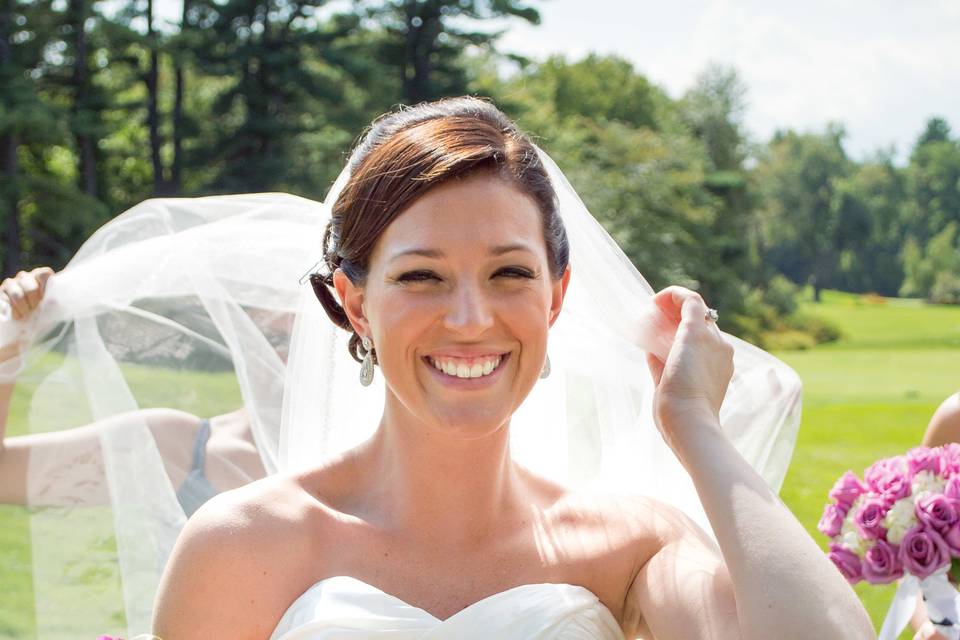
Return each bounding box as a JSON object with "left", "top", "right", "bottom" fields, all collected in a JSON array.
[{"left": 368, "top": 291, "right": 436, "bottom": 353}]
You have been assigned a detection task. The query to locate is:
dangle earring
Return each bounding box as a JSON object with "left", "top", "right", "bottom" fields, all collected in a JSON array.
[
  {"left": 359, "top": 336, "right": 375, "bottom": 387},
  {"left": 540, "top": 353, "right": 551, "bottom": 379}
]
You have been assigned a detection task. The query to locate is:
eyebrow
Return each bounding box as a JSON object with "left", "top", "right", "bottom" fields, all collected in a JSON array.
[{"left": 389, "top": 243, "right": 536, "bottom": 262}]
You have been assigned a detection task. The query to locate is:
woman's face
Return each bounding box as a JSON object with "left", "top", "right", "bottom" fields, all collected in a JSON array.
[{"left": 337, "top": 171, "right": 569, "bottom": 437}]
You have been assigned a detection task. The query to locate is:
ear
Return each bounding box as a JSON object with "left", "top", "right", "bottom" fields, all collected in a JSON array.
[
  {"left": 548, "top": 265, "right": 571, "bottom": 328},
  {"left": 333, "top": 269, "right": 370, "bottom": 338}
]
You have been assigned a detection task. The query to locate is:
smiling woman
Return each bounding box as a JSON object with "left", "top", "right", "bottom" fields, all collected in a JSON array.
[{"left": 149, "top": 96, "right": 875, "bottom": 640}]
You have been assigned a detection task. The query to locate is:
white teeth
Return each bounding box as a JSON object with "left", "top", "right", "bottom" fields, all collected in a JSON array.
[{"left": 430, "top": 355, "right": 503, "bottom": 379}]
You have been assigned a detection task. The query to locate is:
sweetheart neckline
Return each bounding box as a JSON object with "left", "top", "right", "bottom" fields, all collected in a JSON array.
[{"left": 299, "top": 575, "right": 618, "bottom": 625}]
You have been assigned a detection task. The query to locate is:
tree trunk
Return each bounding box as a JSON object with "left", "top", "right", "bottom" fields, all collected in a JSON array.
[
  {"left": 170, "top": 0, "right": 189, "bottom": 194},
  {"left": 1, "top": 1, "right": 21, "bottom": 274},
  {"left": 69, "top": 0, "right": 97, "bottom": 198},
  {"left": 146, "top": 0, "right": 164, "bottom": 193},
  {"left": 401, "top": 2, "right": 432, "bottom": 103},
  {"left": 1, "top": 133, "right": 20, "bottom": 276}
]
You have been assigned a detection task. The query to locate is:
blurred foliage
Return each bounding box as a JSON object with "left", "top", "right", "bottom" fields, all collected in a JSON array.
[{"left": 2, "top": 0, "right": 959, "bottom": 349}]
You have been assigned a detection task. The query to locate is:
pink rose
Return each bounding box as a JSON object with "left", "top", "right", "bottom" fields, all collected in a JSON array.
[
  {"left": 864, "top": 458, "right": 911, "bottom": 506},
  {"left": 862, "top": 539, "right": 904, "bottom": 584},
  {"left": 829, "top": 471, "right": 867, "bottom": 509},
  {"left": 907, "top": 446, "right": 945, "bottom": 478},
  {"left": 828, "top": 543, "right": 863, "bottom": 584},
  {"left": 945, "top": 475, "right": 960, "bottom": 501},
  {"left": 854, "top": 498, "right": 888, "bottom": 540},
  {"left": 915, "top": 492, "right": 958, "bottom": 533},
  {"left": 941, "top": 444, "right": 960, "bottom": 475},
  {"left": 899, "top": 525, "right": 952, "bottom": 579},
  {"left": 941, "top": 520, "right": 960, "bottom": 557},
  {"left": 818, "top": 503, "right": 846, "bottom": 538}
]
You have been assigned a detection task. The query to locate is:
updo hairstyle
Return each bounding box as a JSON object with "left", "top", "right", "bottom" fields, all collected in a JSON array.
[{"left": 310, "top": 96, "right": 569, "bottom": 364}]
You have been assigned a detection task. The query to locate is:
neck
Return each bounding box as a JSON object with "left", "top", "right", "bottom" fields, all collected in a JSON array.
[{"left": 356, "top": 394, "right": 522, "bottom": 548}]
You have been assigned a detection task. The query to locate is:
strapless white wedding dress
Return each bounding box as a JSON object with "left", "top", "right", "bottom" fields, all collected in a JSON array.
[{"left": 269, "top": 576, "right": 625, "bottom": 639}]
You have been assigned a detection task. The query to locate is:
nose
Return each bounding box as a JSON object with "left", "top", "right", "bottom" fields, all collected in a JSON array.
[{"left": 443, "top": 281, "right": 495, "bottom": 335}]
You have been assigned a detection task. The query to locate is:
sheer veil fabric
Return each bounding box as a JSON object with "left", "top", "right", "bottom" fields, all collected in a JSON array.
[{"left": 1, "top": 149, "right": 801, "bottom": 639}]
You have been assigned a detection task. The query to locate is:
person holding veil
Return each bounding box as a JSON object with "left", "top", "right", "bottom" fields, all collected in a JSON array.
[
  {"left": 147, "top": 97, "right": 873, "bottom": 639},
  {"left": 0, "top": 266, "right": 267, "bottom": 516},
  {"left": 0, "top": 193, "right": 322, "bottom": 638}
]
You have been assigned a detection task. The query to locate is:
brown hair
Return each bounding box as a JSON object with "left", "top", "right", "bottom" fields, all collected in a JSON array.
[{"left": 311, "top": 96, "right": 569, "bottom": 363}]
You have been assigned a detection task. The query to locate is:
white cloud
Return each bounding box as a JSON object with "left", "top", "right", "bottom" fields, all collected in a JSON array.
[{"left": 499, "top": 0, "right": 960, "bottom": 163}]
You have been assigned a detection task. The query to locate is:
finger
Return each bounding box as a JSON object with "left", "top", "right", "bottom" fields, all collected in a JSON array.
[
  {"left": 646, "top": 352, "right": 665, "bottom": 386},
  {"left": 678, "top": 292, "right": 708, "bottom": 324},
  {"left": 32, "top": 267, "right": 54, "bottom": 294},
  {"left": 19, "top": 272, "right": 42, "bottom": 309},
  {"left": 3, "top": 280, "right": 28, "bottom": 320},
  {"left": 652, "top": 285, "right": 700, "bottom": 324}
]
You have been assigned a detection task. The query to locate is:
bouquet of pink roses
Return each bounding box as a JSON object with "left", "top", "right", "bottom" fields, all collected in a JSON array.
[{"left": 821, "top": 445, "right": 960, "bottom": 640}]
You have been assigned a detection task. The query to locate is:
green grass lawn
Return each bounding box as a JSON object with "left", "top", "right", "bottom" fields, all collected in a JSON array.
[
  {"left": 777, "top": 292, "right": 960, "bottom": 638},
  {"left": 1, "top": 293, "right": 959, "bottom": 638},
  {"left": 0, "top": 354, "right": 242, "bottom": 640}
]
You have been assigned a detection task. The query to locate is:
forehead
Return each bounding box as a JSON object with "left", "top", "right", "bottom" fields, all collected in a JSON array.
[{"left": 374, "top": 172, "right": 545, "bottom": 256}]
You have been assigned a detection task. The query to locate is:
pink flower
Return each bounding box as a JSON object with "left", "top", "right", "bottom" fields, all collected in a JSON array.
[
  {"left": 864, "top": 458, "right": 911, "bottom": 506},
  {"left": 907, "top": 446, "right": 945, "bottom": 478},
  {"left": 941, "top": 444, "right": 960, "bottom": 476},
  {"left": 828, "top": 543, "right": 863, "bottom": 584},
  {"left": 945, "top": 475, "right": 960, "bottom": 501},
  {"left": 818, "top": 503, "right": 846, "bottom": 538},
  {"left": 899, "top": 525, "right": 952, "bottom": 579},
  {"left": 854, "top": 498, "right": 888, "bottom": 540},
  {"left": 915, "top": 492, "right": 958, "bottom": 533},
  {"left": 862, "top": 539, "right": 904, "bottom": 584},
  {"left": 941, "top": 520, "right": 960, "bottom": 557},
  {"left": 829, "top": 471, "right": 866, "bottom": 509}
]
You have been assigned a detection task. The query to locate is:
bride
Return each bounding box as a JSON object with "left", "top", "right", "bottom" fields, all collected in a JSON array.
[{"left": 153, "top": 97, "right": 873, "bottom": 639}]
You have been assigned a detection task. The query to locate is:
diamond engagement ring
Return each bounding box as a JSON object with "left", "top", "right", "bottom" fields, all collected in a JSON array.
[{"left": 705, "top": 308, "right": 719, "bottom": 322}]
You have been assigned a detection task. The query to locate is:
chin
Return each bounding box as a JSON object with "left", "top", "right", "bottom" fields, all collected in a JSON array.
[{"left": 424, "top": 404, "right": 513, "bottom": 440}]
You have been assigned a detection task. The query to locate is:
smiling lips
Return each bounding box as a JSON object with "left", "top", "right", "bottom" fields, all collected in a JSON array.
[{"left": 426, "top": 354, "right": 505, "bottom": 379}]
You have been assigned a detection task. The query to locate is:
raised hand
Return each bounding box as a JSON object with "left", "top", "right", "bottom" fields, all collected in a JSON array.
[
  {"left": 644, "top": 285, "right": 734, "bottom": 457},
  {"left": 1, "top": 267, "right": 53, "bottom": 322},
  {"left": 0, "top": 267, "right": 54, "bottom": 362}
]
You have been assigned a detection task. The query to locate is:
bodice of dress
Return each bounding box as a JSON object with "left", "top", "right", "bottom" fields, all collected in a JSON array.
[{"left": 269, "top": 575, "right": 625, "bottom": 639}]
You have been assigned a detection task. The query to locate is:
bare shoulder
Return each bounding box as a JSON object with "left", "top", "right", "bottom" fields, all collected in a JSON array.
[
  {"left": 544, "top": 491, "right": 729, "bottom": 636},
  {"left": 548, "top": 490, "right": 713, "bottom": 551},
  {"left": 619, "top": 497, "right": 736, "bottom": 638},
  {"left": 924, "top": 392, "right": 960, "bottom": 447},
  {"left": 153, "top": 473, "right": 329, "bottom": 639}
]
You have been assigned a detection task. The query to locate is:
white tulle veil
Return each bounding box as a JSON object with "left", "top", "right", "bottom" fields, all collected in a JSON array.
[{"left": 0, "top": 144, "right": 800, "bottom": 638}]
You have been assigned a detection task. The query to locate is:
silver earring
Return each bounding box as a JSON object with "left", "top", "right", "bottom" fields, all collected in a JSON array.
[
  {"left": 359, "top": 336, "right": 375, "bottom": 387},
  {"left": 540, "top": 353, "right": 551, "bottom": 379}
]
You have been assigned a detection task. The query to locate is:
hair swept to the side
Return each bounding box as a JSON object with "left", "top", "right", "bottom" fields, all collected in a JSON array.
[{"left": 310, "top": 96, "right": 569, "bottom": 363}]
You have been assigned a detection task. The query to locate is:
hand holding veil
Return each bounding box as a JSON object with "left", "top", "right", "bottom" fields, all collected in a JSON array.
[{"left": 1, "top": 150, "right": 800, "bottom": 639}]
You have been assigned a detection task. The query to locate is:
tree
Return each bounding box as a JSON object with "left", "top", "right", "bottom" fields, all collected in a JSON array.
[
  {"left": 900, "top": 222, "right": 960, "bottom": 302},
  {"left": 754, "top": 126, "right": 852, "bottom": 301},
  {"left": 904, "top": 117, "right": 960, "bottom": 242},
  {"left": 680, "top": 65, "right": 754, "bottom": 303},
  {"left": 366, "top": 0, "right": 540, "bottom": 104},
  {"left": 829, "top": 157, "right": 906, "bottom": 295},
  {"left": 185, "top": 0, "right": 354, "bottom": 193}
]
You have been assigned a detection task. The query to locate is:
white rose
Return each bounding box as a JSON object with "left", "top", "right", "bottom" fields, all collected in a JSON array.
[
  {"left": 884, "top": 496, "right": 918, "bottom": 544},
  {"left": 840, "top": 530, "right": 869, "bottom": 557},
  {"left": 912, "top": 470, "right": 946, "bottom": 496}
]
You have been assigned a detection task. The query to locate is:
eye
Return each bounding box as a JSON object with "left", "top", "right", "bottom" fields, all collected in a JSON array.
[
  {"left": 395, "top": 270, "right": 440, "bottom": 283},
  {"left": 494, "top": 266, "right": 536, "bottom": 279}
]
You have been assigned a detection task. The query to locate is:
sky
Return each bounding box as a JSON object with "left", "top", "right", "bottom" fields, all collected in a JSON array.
[
  {"left": 150, "top": 0, "right": 960, "bottom": 164},
  {"left": 495, "top": 0, "right": 960, "bottom": 163}
]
